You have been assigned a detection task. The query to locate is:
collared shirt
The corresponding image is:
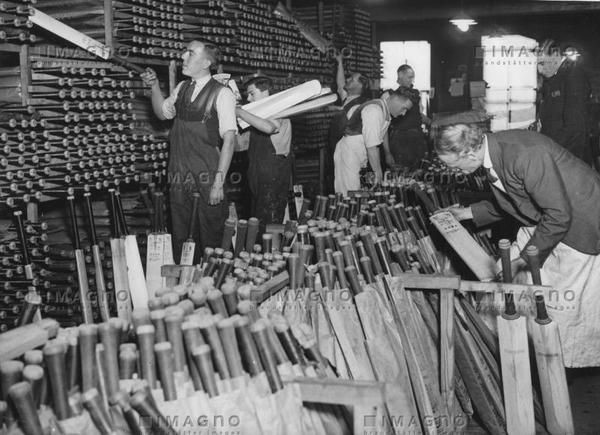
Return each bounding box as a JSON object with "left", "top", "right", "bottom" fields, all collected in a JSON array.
[
  {"left": 161, "top": 75, "right": 237, "bottom": 138},
  {"left": 482, "top": 134, "right": 506, "bottom": 193},
  {"left": 361, "top": 98, "right": 391, "bottom": 148}
]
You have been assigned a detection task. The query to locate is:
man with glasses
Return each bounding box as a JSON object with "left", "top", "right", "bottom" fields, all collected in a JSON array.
[{"left": 141, "top": 40, "right": 237, "bottom": 260}]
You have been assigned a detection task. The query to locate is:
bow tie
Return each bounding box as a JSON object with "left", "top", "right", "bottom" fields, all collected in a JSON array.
[{"left": 484, "top": 167, "right": 499, "bottom": 184}]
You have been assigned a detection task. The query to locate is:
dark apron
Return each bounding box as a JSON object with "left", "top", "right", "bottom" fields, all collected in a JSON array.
[
  {"left": 168, "top": 79, "right": 229, "bottom": 259},
  {"left": 247, "top": 128, "right": 291, "bottom": 233}
]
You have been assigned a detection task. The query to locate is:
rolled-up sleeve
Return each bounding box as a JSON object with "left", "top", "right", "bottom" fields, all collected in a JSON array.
[
  {"left": 215, "top": 87, "right": 238, "bottom": 138},
  {"left": 361, "top": 104, "right": 385, "bottom": 148},
  {"left": 161, "top": 82, "right": 183, "bottom": 120}
]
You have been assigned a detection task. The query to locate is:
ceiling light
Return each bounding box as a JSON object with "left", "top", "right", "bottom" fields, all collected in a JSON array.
[{"left": 450, "top": 14, "right": 477, "bottom": 32}]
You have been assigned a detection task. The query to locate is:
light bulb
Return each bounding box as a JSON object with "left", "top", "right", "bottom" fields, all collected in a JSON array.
[{"left": 457, "top": 22, "right": 470, "bottom": 32}]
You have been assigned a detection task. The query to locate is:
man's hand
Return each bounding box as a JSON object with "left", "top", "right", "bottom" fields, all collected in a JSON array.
[
  {"left": 496, "top": 256, "right": 528, "bottom": 282},
  {"left": 385, "top": 151, "right": 395, "bottom": 168},
  {"left": 446, "top": 205, "right": 473, "bottom": 221},
  {"left": 372, "top": 171, "right": 383, "bottom": 186},
  {"left": 140, "top": 68, "right": 159, "bottom": 89},
  {"left": 209, "top": 182, "right": 224, "bottom": 205}
]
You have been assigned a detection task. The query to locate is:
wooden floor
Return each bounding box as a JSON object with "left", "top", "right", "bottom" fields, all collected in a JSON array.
[
  {"left": 570, "top": 367, "right": 600, "bottom": 435},
  {"left": 441, "top": 367, "right": 600, "bottom": 434}
]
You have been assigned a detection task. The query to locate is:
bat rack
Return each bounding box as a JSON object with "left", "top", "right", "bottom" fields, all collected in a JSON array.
[{"left": 158, "top": 263, "right": 552, "bottom": 433}]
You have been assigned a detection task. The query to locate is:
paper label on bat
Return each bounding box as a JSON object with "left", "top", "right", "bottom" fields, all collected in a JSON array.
[
  {"left": 146, "top": 235, "right": 164, "bottom": 296},
  {"left": 162, "top": 234, "right": 174, "bottom": 265},
  {"left": 430, "top": 212, "right": 461, "bottom": 233},
  {"left": 180, "top": 242, "right": 195, "bottom": 265}
]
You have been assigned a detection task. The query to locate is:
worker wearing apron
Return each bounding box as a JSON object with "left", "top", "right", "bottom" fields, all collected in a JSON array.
[
  {"left": 439, "top": 124, "right": 600, "bottom": 367},
  {"left": 236, "top": 76, "right": 292, "bottom": 233},
  {"left": 142, "top": 41, "right": 237, "bottom": 260},
  {"left": 333, "top": 91, "right": 413, "bottom": 195}
]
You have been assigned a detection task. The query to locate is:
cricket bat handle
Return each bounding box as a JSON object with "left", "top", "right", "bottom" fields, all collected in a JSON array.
[
  {"left": 234, "top": 316, "right": 264, "bottom": 377},
  {"left": 129, "top": 389, "right": 178, "bottom": 435},
  {"left": 92, "top": 244, "right": 110, "bottom": 322},
  {"left": 245, "top": 218, "right": 259, "bottom": 253},
  {"left": 82, "top": 388, "right": 115, "bottom": 435},
  {"left": 42, "top": 343, "right": 71, "bottom": 420},
  {"left": 8, "top": 382, "right": 43, "bottom": 435},
  {"left": 98, "top": 322, "right": 120, "bottom": 398},
  {"left": 250, "top": 320, "right": 283, "bottom": 393},
  {"left": 191, "top": 345, "right": 219, "bottom": 398},
  {"left": 154, "top": 342, "right": 177, "bottom": 401}
]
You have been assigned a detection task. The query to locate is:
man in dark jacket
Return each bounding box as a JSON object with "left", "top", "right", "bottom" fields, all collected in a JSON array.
[
  {"left": 438, "top": 124, "right": 600, "bottom": 367},
  {"left": 387, "top": 64, "right": 429, "bottom": 170},
  {"left": 538, "top": 41, "right": 591, "bottom": 163}
]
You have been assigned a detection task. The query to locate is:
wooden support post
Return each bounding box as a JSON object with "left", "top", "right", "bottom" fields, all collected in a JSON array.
[
  {"left": 440, "top": 288, "right": 455, "bottom": 427},
  {"left": 286, "top": 377, "right": 388, "bottom": 433}
]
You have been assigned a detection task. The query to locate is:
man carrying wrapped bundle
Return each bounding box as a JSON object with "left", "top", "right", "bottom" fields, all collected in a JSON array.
[
  {"left": 438, "top": 123, "right": 600, "bottom": 368},
  {"left": 141, "top": 41, "right": 237, "bottom": 259},
  {"left": 236, "top": 76, "right": 292, "bottom": 233}
]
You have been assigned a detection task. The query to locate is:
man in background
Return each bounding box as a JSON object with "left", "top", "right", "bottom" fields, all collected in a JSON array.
[
  {"left": 387, "top": 64, "right": 429, "bottom": 170},
  {"left": 325, "top": 52, "right": 370, "bottom": 193},
  {"left": 538, "top": 40, "right": 591, "bottom": 164},
  {"left": 334, "top": 90, "right": 413, "bottom": 195}
]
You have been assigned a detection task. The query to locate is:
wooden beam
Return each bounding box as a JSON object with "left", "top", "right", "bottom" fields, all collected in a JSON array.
[
  {"left": 286, "top": 377, "right": 385, "bottom": 406},
  {"left": 394, "top": 273, "right": 551, "bottom": 295},
  {"left": 370, "top": 1, "right": 600, "bottom": 22}
]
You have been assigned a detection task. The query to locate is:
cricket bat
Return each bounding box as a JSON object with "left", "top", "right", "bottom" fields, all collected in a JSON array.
[
  {"left": 67, "top": 195, "right": 94, "bottom": 324},
  {"left": 526, "top": 246, "right": 574, "bottom": 435},
  {"left": 83, "top": 192, "right": 110, "bottom": 322},
  {"left": 496, "top": 239, "right": 535, "bottom": 435},
  {"left": 108, "top": 189, "right": 132, "bottom": 322},
  {"left": 29, "top": 8, "right": 145, "bottom": 74},
  {"left": 146, "top": 191, "right": 165, "bottom": 297},
  {"left": 115, "top": 190, "right": 148, "bottom": 310},
  {"left": 13, "top": 210, "right": 42, "bottom": 326},
  {"left": 180, "top": 192, "right": 200, "bottom": 265},
  {"left": 158, "top": 192, "right": 175, "bottom": 267},
  {"left": 429, "top": 211, "right": 499, "bottom": 281}
]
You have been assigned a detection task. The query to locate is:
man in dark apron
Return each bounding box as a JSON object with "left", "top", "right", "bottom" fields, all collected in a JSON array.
[
  {"left": 141, "top": 41, "right": 237, "bottom": 261},
  {"left": 236, "top": 76, "right": 292, "bottom": 234}
]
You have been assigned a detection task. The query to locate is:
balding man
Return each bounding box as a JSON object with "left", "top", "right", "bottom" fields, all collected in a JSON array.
[
  {"left": 438, "top": 124, "right": 600, "bottom": 368},
  {"left": 141, "top": 40, "right": 237, "bottom": 260},
  {"left": 333, "top": 90, "right": 413, "bottom": 195}
]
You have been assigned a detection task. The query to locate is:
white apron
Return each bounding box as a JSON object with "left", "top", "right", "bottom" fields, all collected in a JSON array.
[
  {"left": 514, "top": 227, "right": 600, "bottom": 367},
  {"left": 333, "top": 135, "right": 368, "bottom": 195}
]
